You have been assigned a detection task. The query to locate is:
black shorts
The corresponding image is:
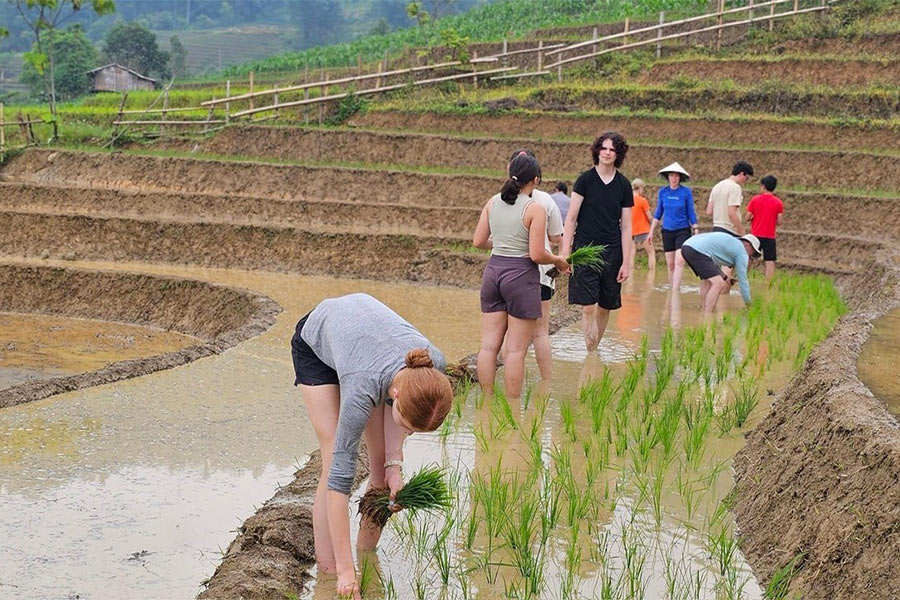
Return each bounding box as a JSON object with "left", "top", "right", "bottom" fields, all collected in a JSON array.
[
  {"left": 291, "top": 313, "right": 339, "bottom": 386},
  {"left": 540, "top": 284, "right": 554, "bottom": 301},
  {"left": 568, "top": 242, "right": 623, "bottom": 310},
  {"left": 758, "top": 237, "right": 776, "bottom": 261},
  {"left": 681, "top": 245, "right": 726, "bottom": 281},
  {"left": 662, "top": 227, "right": 691, "bottom": 252},
  {"left": 712, "top": 226, "right": 740, "bottom": 237}
]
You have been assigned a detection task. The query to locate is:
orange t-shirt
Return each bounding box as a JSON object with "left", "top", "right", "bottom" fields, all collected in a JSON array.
[{"left": 631, "top": 194, "right": 651, "bottom": 235}]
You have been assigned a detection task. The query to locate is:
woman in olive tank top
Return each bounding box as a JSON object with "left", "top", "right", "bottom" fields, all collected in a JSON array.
[{"left": 472, "top": 154, "right": 569, "bottom": 401}]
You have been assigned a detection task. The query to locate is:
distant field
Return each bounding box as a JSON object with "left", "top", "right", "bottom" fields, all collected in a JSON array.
[
  {"left": 0, "top": 53, "right": 26, "bottom": 98},
  {"left": 153, "top": 25, "right": 297, "bottom": 76}
]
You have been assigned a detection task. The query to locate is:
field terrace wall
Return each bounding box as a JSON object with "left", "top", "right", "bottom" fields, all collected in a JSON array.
[
  {"left": 734, "top": 248, "right": 900, "bottom": 600},
  {"left": 0, "top": 264, "right": 280, "bottom": 407},
  {"left": 158, "top": 126, "right": 900, "bottom": 193},
  {"left": 354, "top": 110, "right": 900, "bottom": 153}
]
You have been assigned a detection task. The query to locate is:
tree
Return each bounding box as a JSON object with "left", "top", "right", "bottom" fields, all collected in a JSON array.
[
  {"left": 6, "top": 0, "right": 116, "bottom": 131},
  {"left": 102, "top": 21, "right": 170, "bottom": 81},
  {"left": 290, "top": 0, "right": 344, "bottom": 50},
  {"left": 169, "top": 34, "right": 187, "bottom": 79},
  {"left": 21, "top": 24, "right": 96, "bottom": 100}
]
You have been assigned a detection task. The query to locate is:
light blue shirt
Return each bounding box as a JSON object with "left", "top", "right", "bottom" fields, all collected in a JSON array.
[{"left": 682, "top": 232, "right": 752, "bottom": 305}]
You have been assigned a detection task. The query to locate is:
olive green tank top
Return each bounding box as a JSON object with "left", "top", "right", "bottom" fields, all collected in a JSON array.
[{"left": 489, "top": 193, "right": 534, "bottom": 257}]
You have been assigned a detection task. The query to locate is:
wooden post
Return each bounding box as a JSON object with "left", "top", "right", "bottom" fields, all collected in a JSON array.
[
  {"left": 717, "top": 0, "right": 725, "bottom": 51},
  {"left": 161, "top": 89, "right": 169, "bottom": 135},
  {"left": 749, "top": 0, "right": 755, "bottom": 22},
  {"left": 273, "top": 92, "right": 279, "bottom": 119},
  {"left": 657, "top": 11, "right": 664, "bottom": 59},
  {"left": 225, "top": 79, "right": 231, "bottom": 123},
  {"left": 113, "top": 92, "right": 128, "bottom": 139},
  {"left": 357, "top": 53, "right": 362, "bottom": 76},
  {"left": 537, "top": 40, "right": 543, "bottom": 71},
  {"left": 472, "top": 51, "right": 479, "bottom": 89},
  {"left": 249, "top": 71, "right": 254, "bottom": 111},
  {"left": 502, "top": 37, "right": 508, "bottom": 67},
  {"left": 557, "top": 64, "right": 562, "bottom": 83},
  {"left": 770, "top": 2, "right": 775, "bottom": 31},
  {"left": 376, "top": 60, "right": 383, "bottom": 89},
  {"left": 793, "top": 0, "right": 799, "bottom": 10},
  {"left": 592, "top": 26, "right": 598, "bottom": 55},
  {"left": 0, "top": 102, "right": 5, "bottom": 154},
  {"left": 624, "top": 17, "right": 630, "bottom": 46}
]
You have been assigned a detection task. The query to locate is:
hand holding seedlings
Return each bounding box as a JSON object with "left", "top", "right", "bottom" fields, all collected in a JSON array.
[
  {"left": 386, "top": 463, "right": 404, "bottom": 512},
  {"left": 359, "top": 466, "right": 451, "bottom": 528}
]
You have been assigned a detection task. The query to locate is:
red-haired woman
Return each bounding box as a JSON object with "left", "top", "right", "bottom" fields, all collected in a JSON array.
[{"left": 291, "top": 293, "right": 453, "bottom": 599}]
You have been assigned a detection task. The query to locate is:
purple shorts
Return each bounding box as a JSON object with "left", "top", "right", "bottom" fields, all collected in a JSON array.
[{"left": 480, "top": 255, "right": 542, "bottom": 319}]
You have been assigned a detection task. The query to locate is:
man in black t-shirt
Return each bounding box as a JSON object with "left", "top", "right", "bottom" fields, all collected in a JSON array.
[{"left": 561, "top": 131, "right": 634, "bottom": 354}]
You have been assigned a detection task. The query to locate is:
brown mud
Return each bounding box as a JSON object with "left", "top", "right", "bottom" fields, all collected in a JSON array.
[
  {"left": 150, "top": 127, "right": 899, "bottom": 192},
  {"left": 355, "top": 109, "right": 900, "bottom": 153},
  {"left": 0, "top": 263, "right": 281, "bottom": 407},
  {"left": 777, "top": 32, "right": 900, "bottom": 59},
  {"left": 645, "top": 57, "right": 900, "bottom": 88}
]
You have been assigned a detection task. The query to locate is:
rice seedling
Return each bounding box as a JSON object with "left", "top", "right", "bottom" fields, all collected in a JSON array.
[
  {"left": 432, "top": 517, "right": 454, "bottom": 586},
  {"left": 764, "top": 552, "right": 806, "bottom": 600},
  {"left": 567, "top": 243, "right": 608, "bottom": 272},
  {"left": 358, "top": 553, "right": 379, "bottom": 598},
  {"left": 732, "top": 377, "right": 760, "bottom": 428},
  {"left": 359, "top": 466, "right": 452, "bottom": 529},
  {"left": 560, "top": 399, "right": 577, "bottom": 442},
  {"left": 560, "top": 522, "right": 582, "bottom": 599}
]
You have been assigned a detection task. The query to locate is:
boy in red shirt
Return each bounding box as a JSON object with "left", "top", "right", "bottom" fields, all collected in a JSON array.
[{"left": 746, "top": 175, "right": 784, "bottom": 279}]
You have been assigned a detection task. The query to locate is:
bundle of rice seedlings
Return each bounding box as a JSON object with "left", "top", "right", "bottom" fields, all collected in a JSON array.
[
  {"left": 567, "top": 243, "right": 607, "bottom": 272},
  {"left": 358, "top": 466, "right": 452, "bottom": 529}
]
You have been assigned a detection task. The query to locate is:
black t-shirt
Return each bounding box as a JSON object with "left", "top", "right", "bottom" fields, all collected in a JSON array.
[{"left": 572, "top": 167, "right": 634, "bottom": 246}]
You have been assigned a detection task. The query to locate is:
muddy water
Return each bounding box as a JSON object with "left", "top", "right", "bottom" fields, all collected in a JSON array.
[
  {"left": 0, "top": 312, "right": 199, "bottom": 389},
  {"left": 858, "top": 308, "right": 900, "bottom": 415},
  {"left": 0, "top": 259, "right": 480, "bottom": 600}
]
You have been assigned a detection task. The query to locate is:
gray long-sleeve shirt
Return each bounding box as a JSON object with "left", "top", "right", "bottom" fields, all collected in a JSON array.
[{"left": 300, "top": 293, "right": 446, "bottom": 494}]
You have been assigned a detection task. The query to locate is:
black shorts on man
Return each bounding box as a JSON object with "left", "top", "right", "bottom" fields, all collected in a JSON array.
[
  {"left": 662, "top": 227, "right": 691, "bottom": 252},
  {"left": 569, "top": 243, "right": 624, "bottom": 309},
  {"left": 680, "top": 245, "right": 726, "bottom": 281},
  {"left": 758, "top": 237, "right": 776, "bottom": 261}
]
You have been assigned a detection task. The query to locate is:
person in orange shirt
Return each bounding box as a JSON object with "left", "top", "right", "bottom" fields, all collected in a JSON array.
[{"left": 628, "top": 178, "right": 655, "bottom": 272}]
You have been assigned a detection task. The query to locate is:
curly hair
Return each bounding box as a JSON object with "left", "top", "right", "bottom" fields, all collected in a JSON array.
[{"left": 590, "top": 131, "right": 629, "bottom": 169}]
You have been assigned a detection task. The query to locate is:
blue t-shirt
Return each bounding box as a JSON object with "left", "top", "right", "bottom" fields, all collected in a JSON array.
[
  {"left": 682, "top": 232, "right": 752, "bottom": 305},
  {"left": 654, "top": 185, "right": 698, "bottom": 231}
]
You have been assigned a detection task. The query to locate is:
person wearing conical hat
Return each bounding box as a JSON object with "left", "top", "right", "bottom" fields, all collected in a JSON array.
[{"left": 647, "top": 161, "right": 699, "bottom": 290}]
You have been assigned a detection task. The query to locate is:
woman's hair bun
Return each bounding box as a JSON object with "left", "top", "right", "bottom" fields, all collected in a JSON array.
[{"left": 405, "top": 348, "right": 434, "bottom": 369}]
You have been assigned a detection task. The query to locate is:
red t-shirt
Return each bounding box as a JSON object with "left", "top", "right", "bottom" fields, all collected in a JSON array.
[{"left": 747, "top": 193, "right": 784, "bottom": 239}]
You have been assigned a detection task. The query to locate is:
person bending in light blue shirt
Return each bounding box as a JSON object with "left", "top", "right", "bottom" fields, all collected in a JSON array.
[
  {"left": 647, "top": 163, "right": 699, "bottom": 288},
  {"left": 676, "top": 232, "right": 762, "bottom": 311}
]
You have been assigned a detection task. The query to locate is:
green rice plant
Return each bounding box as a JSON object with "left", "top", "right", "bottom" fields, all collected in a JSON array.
[
  {"left": 432, "top": 517, "right": 454, "bottom": 586},
  {"left": 764, "top": 552, "right": 806, "bottom": 600},
  {"left": 502, "top": 487, "right": 545, "bottom": 595},
  {"left": 411, "top": 572, "right": 427, "bottom": 600},
  {"left": 359, "top": 466, "right": 452, "bottom": 528},
  {"left": 560, "top": 399, "right": 577, "bottom": 442},
  {"left": 358, "top": 553, "right": 379, "bottom": 597},
  {"left": 654, "top": 393, "right": 682, "bottom": 459},
  {"left": 619, "top": 526, "right": 648, "bottom": 600},
  {"left": 560, "top": 522, "right": 582, "bottom": 600},
  {"left": 567, "top": 243, "right": 608, "bottom": 272},
  {"left": 733, "top": 377, "right": 760, "bottom": 428}
]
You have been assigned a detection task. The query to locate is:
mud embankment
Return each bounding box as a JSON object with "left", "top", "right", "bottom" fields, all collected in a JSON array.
[
  {"left": 0, "top": 264, "right": 281, "bottom": 407},
  {"left": 0, "top": 181, "right": 480, "bottom": 238},
  {"left": 171, "top": 126, "right": 900, "bottom": 192},
  {"left": 355, "top": 110, "right": 900, "bottom": 153},
  {"left": 645, "top": 57, "right": 900, "bottom": 88},
  {"left": 734, "top": 257, "right": 900, "bottom": 600},
  {"left": 527, "top": 85, "right": 900, "bottom": 120}
]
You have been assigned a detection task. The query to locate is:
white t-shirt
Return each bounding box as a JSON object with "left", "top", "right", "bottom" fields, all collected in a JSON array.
[
  {"left": 709, "top": 178, "right": 744, "bottom": 234},
  {"left": 532, "top": 189, "right": 564, "bottom": 289}
]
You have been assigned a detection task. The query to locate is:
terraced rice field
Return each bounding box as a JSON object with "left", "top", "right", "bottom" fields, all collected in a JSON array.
[{"left": 1, "top": 16, "right": 899, "bottom": 600}]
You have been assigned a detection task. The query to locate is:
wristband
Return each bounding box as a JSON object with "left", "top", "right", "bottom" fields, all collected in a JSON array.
[{"left": 384, "top": 460, "right": 404, "bottom": 471}]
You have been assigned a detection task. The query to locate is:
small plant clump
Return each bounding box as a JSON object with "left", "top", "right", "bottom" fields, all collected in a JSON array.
[
  {"left": 568, "top": 243, "right": 608, "bottom": 271},
  {"left": 358, "top": 466, "right": 452, "bottom": 529}
]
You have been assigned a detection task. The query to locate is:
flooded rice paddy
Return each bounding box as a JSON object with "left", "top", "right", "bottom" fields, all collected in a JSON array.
[
  {"left": 0, "top": 312, "right": 199, "bottom": 389},
  {"left": 858, "top": 307, "right": 900, "bottom": 415},
  {"left": 0, "top": 261, "right": 842, "bottom": 600}
]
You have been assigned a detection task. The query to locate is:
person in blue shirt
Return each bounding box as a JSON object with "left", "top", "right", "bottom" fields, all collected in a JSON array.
[
  {"left": 647, "top": 162, "right": 699, "bottom": 289},
  {"left": 676, "top": 231, "right": 762, "bottom": 311}
]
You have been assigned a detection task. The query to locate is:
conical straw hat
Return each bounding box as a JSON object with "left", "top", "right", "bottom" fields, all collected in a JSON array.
[{"left": 658, "top": 161, "right": 691, "bottom": 181}]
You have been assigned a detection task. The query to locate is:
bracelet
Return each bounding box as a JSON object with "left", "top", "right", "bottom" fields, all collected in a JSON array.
[{"left": 384, "top": 459, "right": 404, "bottom": 471}]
